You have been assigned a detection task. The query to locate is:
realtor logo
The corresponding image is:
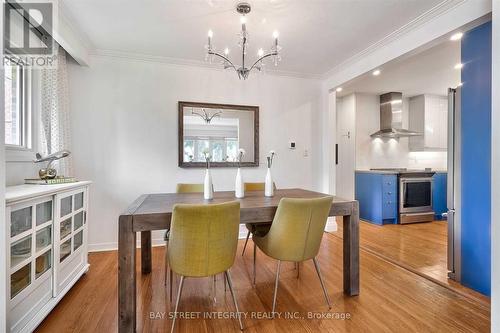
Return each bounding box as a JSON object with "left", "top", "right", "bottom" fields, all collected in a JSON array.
[{"left": 3, "top": 0, "right": 58, "bottom": 68}]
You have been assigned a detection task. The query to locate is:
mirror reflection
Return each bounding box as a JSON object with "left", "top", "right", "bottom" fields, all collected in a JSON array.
[{"left": 179, "top": 102, "right": 258, "bottom": 167}]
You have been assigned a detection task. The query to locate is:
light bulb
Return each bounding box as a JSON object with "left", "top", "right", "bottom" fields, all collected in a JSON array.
[
  {"left": 372, "top": 69, "right": 381, "bottom": 76},
  {"left": 208, "top": 30, "right": 213, "bottom": 38},
  {"left": 258, "top": 48, "right": 264, "bottom": 57},
  {"left": 454, "top": 63, "right": 463, "bottom": 70},
  {"left": 450, "top": 32, "right": 463, "bottom": 41},
  {"left": 273, "top": 30, "right": 279, "bottom": 39},
  {"left": 336, "top": 87, "right": 343, "bottom": 92},
  {"left": 240, "top": 16, "right": 247, "bottom": 24},
  {"left": 224, "top": 48, "right": 229, "bottom": 55}
]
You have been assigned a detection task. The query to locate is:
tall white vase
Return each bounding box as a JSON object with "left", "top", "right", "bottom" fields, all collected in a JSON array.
[
  {"left": 265, "top": 167, "right": 274, "bottom": 197},
  {"left": 235, "top": 168, "right": 244, "bottom": 198},
  {"left": 204, "top": 169, "right": 213, "bottom": 200}
]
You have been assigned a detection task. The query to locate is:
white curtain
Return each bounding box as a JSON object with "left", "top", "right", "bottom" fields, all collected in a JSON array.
[{"left": 39, "top": 45, "right": 73, "bottom": 176}]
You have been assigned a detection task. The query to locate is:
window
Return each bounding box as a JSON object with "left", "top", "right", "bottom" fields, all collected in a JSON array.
[
  {"left": 183, "top": 137, "right": 239, "bottom": 163},
  {"left": 4, "top": 63, "right": 32, "bottom": 149}
]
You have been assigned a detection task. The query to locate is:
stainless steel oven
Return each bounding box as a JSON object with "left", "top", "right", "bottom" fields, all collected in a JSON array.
[{"left": 399, "top": 176, "right": 434, "bottom": 223}]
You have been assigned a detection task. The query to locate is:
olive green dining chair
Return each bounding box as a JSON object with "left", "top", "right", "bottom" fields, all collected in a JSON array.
[
  {"left": 165, "top": 184, "right": 204, "bottom": 295},
  {"left": 252, "top": 196, "right": 334, "bottom": 315},
  {"left": 241, "top": 182, "right": 276, "bottom": 256},
  {"left": 168, "top": 201, "right": 244, "bottom": 332}
]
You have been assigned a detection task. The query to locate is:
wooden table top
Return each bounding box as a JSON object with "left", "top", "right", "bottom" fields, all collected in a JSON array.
[{"left": 123, "top": 188, "right": 352, "bottom": 215}]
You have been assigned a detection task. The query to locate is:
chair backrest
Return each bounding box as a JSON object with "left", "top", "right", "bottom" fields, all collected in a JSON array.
[
  {"left": 168, "top": 201, "right": 240, "bottom": 277},
  {"left": 244, "top": 182, "right": 277, "bottom": 191},
  {"left": 176, "top": 183, "right": 204, "bottom": 193},
  {"left": 263, "top": 197, "right": 333, "bottom": 261}
]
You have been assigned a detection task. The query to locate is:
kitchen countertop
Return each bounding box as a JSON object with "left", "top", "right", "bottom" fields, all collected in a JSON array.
[{"left": 356, "top": 169, "right": 447, "bottom": 174}]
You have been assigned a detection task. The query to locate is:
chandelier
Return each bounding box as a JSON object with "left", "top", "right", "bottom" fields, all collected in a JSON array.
[
  {"left": 206, "top": 2, "right": 281, "bottom": 80},
  {"left": 192, "top": 108, "right": 222, "bottom": 124}
]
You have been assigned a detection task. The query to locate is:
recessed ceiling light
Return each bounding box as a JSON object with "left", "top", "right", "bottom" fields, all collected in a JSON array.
[
  {"left": 458, "top": 82, "right": 463, "bottom": 87},
  {"left": 450, "top": 32, "right": 463, "bottom": 41},
  {"left": 454, "top": 63, "right": 464, "bottom": 70},
  {"left": 336, "top": 87, "right": 343, "bottom": 92},
  {"left": 372, "top": 69, "right": 381, "bottom": 76}
]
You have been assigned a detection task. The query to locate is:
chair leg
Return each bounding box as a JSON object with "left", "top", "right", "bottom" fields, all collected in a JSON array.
[
  {"left": 164, "top": 241, "right": 168, "bottom": 287},
  {"left": 169, "top": 268, "right": 173, "bottom": 303},
  {"left": 212, "top": 275, "right": 217, "bottom": 304},
  {"left": 225, "top": 270, "right": 244, "bottom": 331},
  {"left": 224, "top": 272, "right": 227, "bottom": 292},
  {"left": 253, "top": 242, "right": 257, "bottom": 286},
  {"left": 296, "top": 262, "right": 300, "bottom": 279},
  {"left": 242, "top": 230, "right": 251, "bottom": 256},
  {"left": 313, "top": 257, "right": 332, "bottom": 309},
  {"left": 170, "top": 275, "right": 185, "bottom": 333},
  {"left": 272, "top": 260, "right": 281, "bottom": 318}
]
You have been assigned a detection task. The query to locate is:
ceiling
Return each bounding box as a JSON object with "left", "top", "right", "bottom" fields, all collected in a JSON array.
[
  {"left": 63, "top": 0, "right": 447, "bottom": 77},
  {"left": 337, "top": 39, "right": 461, "bottom": 98}
]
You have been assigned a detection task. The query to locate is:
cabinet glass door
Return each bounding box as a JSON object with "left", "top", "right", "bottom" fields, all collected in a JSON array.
[
  {"left": 60, "top": 239, "right": 71, "bottom": 262},
  {"left": 36, "top": 225, "right": 52, "bottom": 252},
  {"left": 11, "top": 263, "right": 31, "bottom": 298},
  {"left": 73, "top": 230, "right": 83, "bottom": 251},
  {"left": 35, "top": 250, "right": 52, "bottom": 278},
  {"left": 11, "top": 235, "right": 32, "bottom": 268},
  {"left": 74, "top": 212, "right": 84, "bottom": 231},
  {"left": 60, "top": 196, "right": 72, "bottom": 217},
  {"left": 11, "top": 207, "right": 32, "bottom": 237},
  {"left": 74, "top": 192, "right": 84, "bottom": 211},
  {"left": 36, "top": 201, "right": 52, "bottom": 226},
  {"left": 60, "top": 218, "right": 72, "bottom": 240}
]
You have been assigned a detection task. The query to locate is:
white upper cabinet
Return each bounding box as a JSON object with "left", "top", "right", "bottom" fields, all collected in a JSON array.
[{"left": 409, "top": 94, "right": 448, "bottom": 151}]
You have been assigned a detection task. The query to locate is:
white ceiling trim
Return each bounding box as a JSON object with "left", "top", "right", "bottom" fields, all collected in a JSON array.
[
  {"left": 90, "top": 48, "right": 322, "bottom": 81},
  {"left": 321, "top": 0, "right": 466, "bottom": 80}
]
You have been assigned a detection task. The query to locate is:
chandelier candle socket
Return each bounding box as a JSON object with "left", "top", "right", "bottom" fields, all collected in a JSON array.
[{"left": 206, "top": 2, "right": 282, "bottom": 80}]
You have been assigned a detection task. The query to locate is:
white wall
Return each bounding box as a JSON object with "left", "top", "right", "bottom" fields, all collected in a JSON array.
[
  {"left": 335, "top": 94, "right": 356, "bottom": 200},
  {"left": 354, "top": 93, "right": 447, "bottom": 170},
  {"left": 68, "top": 55, "right": 323, "bottom": 250}
]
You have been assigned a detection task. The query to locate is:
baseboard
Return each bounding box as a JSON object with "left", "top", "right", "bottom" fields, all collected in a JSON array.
[
  {"left": 89, "top": 221, "right": 337, "bottom": 253},
  {"left": 325, "top": 217, "right": 338, "bottom": 232},
  {"left": 89, "top": 231, "right": 251, "bottom": 253}
]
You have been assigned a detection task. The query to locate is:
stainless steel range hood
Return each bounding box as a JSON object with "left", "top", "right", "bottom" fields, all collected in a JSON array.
[{"left": 370, "top": 92, "right": 421, "bottom": 138}]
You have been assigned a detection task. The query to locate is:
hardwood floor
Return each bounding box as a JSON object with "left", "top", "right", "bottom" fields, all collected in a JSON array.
[
  {"left": 35, "top": 233, "right": 489, "bottom": 332},
  {"left": 335, "top": 220, "right": 489, "bottom": 305}
]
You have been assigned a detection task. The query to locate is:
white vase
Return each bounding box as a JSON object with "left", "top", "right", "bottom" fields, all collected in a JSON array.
[
  {"left": 204, "top": 169, "right": 213, "bottom": 200},
  {"left": 265, "top": 167, "right": 274, "bottom": 197},
  {"left": 235, "top": 168, "right": 244, "bottom": 198}
]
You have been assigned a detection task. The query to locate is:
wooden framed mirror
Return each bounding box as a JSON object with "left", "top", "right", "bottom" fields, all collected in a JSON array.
[{"left": 178, "top": 101, "right": 259, "bottom": 168}]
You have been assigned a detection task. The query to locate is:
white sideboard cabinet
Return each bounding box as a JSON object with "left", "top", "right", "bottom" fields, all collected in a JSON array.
[{"left": 5, "top": 181, "right": 91, "bottom": 333}]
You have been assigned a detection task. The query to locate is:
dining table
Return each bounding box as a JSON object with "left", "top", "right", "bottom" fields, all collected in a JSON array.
[{"left": 117, "top": 188, "right": 359, "bottom": 332}]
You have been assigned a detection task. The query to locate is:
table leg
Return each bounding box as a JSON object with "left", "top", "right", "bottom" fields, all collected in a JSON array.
[
  {"left": 342, "top": 201, "right": 360, "bottom": 296},
  {"left": 141, "top": 231, "right": 152, "bottom": 274},
  {"left": 118, "top": 215, "right": 136, "bottom": 332}
]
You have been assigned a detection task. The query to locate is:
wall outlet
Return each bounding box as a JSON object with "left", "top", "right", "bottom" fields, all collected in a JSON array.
[{"left": 303, "top": 149, "right": 309, "bottom": 157}]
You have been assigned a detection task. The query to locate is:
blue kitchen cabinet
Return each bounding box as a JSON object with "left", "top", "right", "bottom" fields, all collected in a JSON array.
[
  {"left": 432, "top": 173, "right": 447, "bottom": 219},
  {"left": 355, "top": 172, "right": 398, "bottom": 225}
]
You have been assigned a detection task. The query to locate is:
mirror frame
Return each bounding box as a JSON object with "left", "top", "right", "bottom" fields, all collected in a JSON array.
[{"left": 178, "top": 101, "right": 259, "bottom": 168}]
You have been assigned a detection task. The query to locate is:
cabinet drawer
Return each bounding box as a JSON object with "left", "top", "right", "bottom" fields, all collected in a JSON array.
[{"left": 382, "top": 200, "right": 397, "bottom": 219}]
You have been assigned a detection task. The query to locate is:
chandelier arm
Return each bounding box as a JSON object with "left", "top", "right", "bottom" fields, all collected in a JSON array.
[
  {"left": 248, "top": 52, "right": 278, "bottom": 72},
  {"left": 209, "top": 51, "right": 237, "bottom": 71}
]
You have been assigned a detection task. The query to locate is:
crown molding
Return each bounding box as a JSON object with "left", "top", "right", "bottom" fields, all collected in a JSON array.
[
  {"left": 90, "top": 48, "right": 322, "bottom": 80},
  {"left": 321, "top": 0, "right": 467, "bottom": 80}
]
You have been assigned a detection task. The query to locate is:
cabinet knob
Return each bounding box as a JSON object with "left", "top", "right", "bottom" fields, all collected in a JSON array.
[
  {"left": 387, "top": 192, "right": 392, "bottom": 195},
  {"left": 387, "top": 182, "right": 392, "bottom": 185}
]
